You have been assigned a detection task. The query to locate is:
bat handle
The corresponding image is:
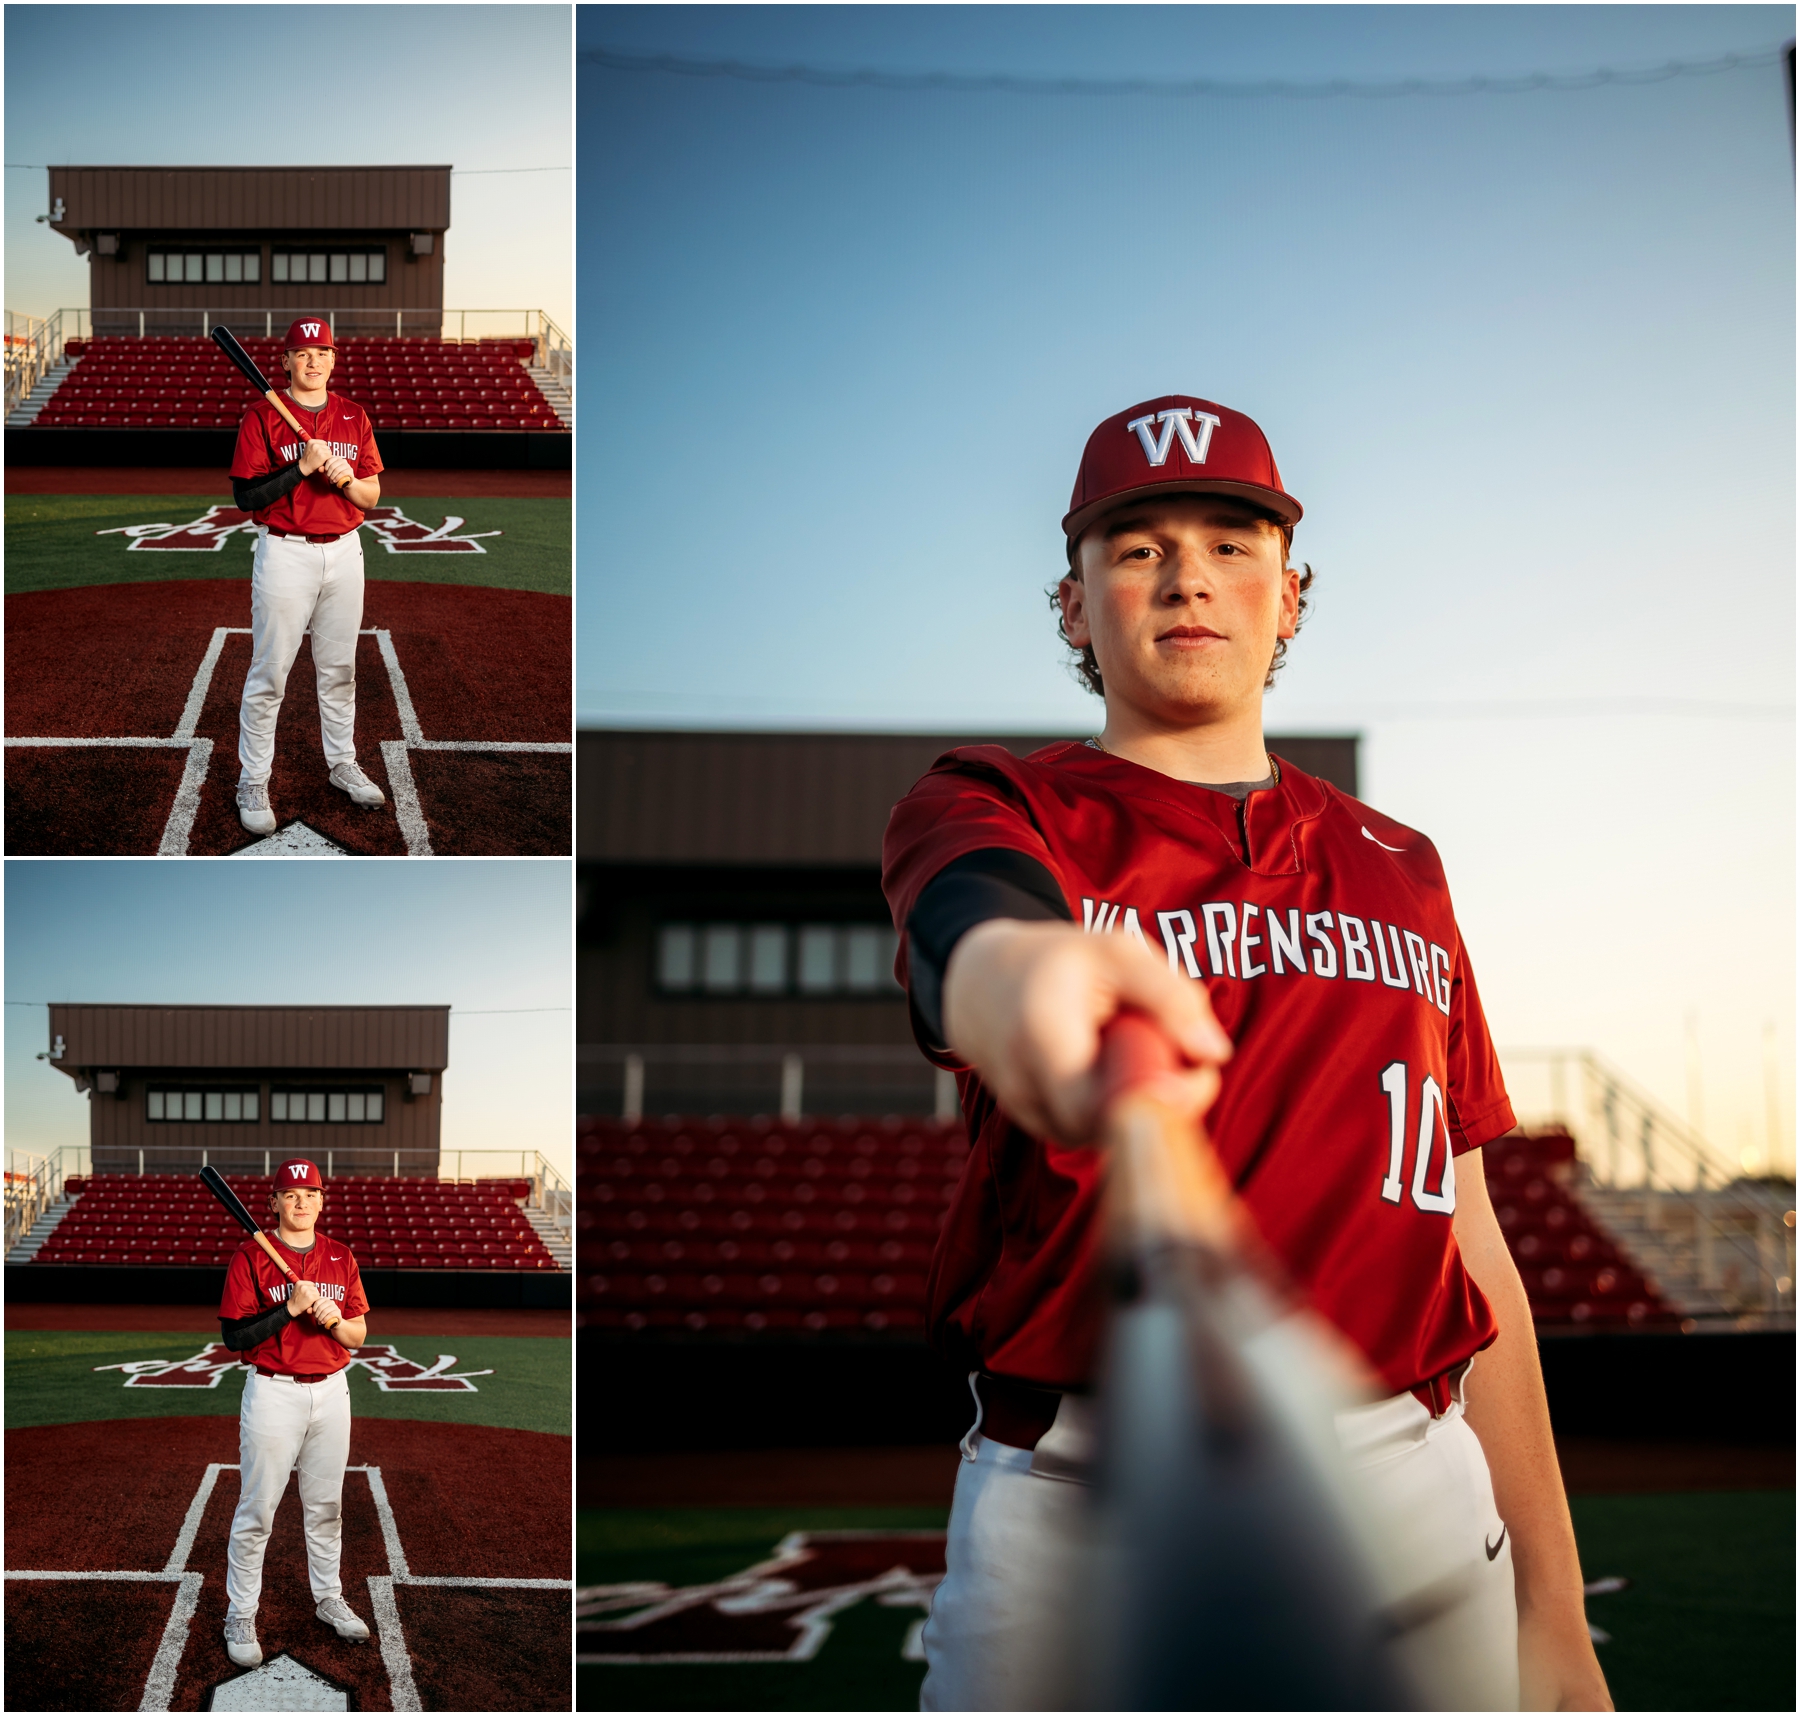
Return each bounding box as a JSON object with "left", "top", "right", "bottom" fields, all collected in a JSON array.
[{"left": 1098, "top": 1010, "right": 1181, "bottom": 1106}]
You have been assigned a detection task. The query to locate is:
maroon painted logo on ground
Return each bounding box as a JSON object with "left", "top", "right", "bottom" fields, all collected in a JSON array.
[
  {"left": 96, "top": 503, "right": 501, "bottom": 552},
  {"left": 94, "top": 1340, "right": 493, "bottom": 1390},
  {"left": 577, "top": 1531, "right": 946, "bottom": 1663}
]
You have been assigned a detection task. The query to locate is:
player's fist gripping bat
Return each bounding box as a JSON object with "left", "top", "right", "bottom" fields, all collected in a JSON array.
[
  {"left": 200, "top": 1165, "right": 340, "bottom": 1327},
  {"left": 209, "top": 325, "right": 352, "bottom": 490},
  {"left": 1073, "top": 1012, "right": 1423, "bottom": 1711}
]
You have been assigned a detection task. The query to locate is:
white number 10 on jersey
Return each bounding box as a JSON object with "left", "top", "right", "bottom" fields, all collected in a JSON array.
[{"left": 1378, "top": 1060, "right": 1456, "bottom": 1214}]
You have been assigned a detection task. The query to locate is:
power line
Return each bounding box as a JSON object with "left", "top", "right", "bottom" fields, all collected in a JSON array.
[
  {"left": 453, "top": 1007, "right": 572, "bottom": 1015},
  {"left": 580, "top": 41, "right": 1789, "bottom": 102}
]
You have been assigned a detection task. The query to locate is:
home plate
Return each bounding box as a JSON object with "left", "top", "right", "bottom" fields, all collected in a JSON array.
[
  {"left": 209, "top": 1653, "right": 348, "bottom": 1711},
  {"left": 234, "top": 822, "right": 350, "bottom": 856}
]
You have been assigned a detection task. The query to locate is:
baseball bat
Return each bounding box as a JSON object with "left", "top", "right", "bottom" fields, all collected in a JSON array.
[
  {"left": 1074, "top": 1012, "right": 1421, "bottom": 1711},
  {"left": 209, "top": 325, "right": 352, "bottom": 490},
  {"left": 199, "top": 1165, "right": 337, "bottom": 1326}
]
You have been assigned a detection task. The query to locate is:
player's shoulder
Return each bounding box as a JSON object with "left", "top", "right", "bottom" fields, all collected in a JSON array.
[
  {"left": 1307, "top": 775, "right": 1447, "bottom": 872},
  {"left": 914, "top": 737, "right": 1092, "bottom": 790}
]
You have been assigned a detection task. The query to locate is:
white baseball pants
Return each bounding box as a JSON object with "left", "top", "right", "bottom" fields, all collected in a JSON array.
[
  {"left": 238, "top": 527, "right": 365, "bottom": 785},
  {"left": 225, "top": 1368, "right": 352, "bottom": 1621},
  {"left": 919, "top": 1364, "right": 1519, "bottom": 1712}
]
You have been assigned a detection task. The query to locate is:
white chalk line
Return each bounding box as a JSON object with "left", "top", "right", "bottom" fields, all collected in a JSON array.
[
  {"left": 162, "top": 1462, "right": 224, "bottom": 1573},
  {"left": 138, "top": 1572, "right": 204, "bottom": 1713},
  {"left": 380, "top": 741, "right": 434, "bottom": 856},
  {"left": 368, "top": 1576, "right": 423, "bottom": 1713}
]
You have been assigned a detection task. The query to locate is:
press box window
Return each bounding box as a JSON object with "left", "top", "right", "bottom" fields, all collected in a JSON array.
[
  {"left": 146, "top": 250, "right": 261, "bottom": 284},
  {"left": 271, "top": 250, "right": 386, "bottom": 285},
  {"left": 657, "top": 922, "right": 899, "bottom": 997},
  {"left": 146, "top": 1087, "right": 259, "bottom": 1122},
  {"left": 270, "top": 1088, "right": 385, "bottom": 1123}
]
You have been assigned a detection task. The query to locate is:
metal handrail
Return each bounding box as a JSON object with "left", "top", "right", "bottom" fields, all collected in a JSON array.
[
  {"left": 4, "top": 308, "right": 76, "bottom": 416},
  {"left": 1501, "top": 1047, "right": 1795, "bottom": 1319},
  {"left": 579, "top": 1041, "right": 959, "bottom": 1125}
]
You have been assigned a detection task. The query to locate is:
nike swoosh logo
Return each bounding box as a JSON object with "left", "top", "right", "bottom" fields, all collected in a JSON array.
[
  {"left": 1486, "top": 1525, "right": 1508, "bottom": 1561},
  {"left": 1362, "top": 826, "right": 1405, "bottom": 852}
]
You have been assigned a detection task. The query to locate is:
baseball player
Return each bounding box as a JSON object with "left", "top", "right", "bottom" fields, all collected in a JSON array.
[
  {"left": 217, "top": 1157, "right": 371, "bottom": 1669},
  {"left": 881, "top": 396, "right": 1612, "bottom": 1711},
  {"left": 228, "top": 316, "right": 387, "bottom": 836}
]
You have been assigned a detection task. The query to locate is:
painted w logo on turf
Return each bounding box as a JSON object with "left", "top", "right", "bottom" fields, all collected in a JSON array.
[{"left": 97, "top": 504, "right": 503, "bottom": 553}]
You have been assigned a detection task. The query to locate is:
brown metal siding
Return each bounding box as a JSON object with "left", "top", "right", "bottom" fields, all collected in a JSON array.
[
  {"left": 50, "top": 1006, "right": 450, "bottom": 1071},
  {"left": 51, "top": 167, "right": 451, "bottom": 233},
  {"left": 577, "top": 730, "right": 1359, "bottom": 864}
]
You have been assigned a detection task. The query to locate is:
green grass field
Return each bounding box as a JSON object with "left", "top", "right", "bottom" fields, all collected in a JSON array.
[
  {"left": 575, "top": 1492, "right": 1795, "bottom": 1713},
  {"left": 3, "top": 493, "right": 570, "bottom": 595},
  {"left": 5, "top": 1328, "right": 570, "bottom": 1437},
  {"left": 578, "top": 1507, "right": 945, "bottom": 1713}
]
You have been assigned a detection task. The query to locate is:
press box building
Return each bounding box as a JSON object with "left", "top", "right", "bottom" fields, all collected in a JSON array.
[
  {"left": 48, "top": 1003, "right": 450, "bottom": 1177},
  {"left": 46, "top": 165, "right": 451, "bottom": 339}
]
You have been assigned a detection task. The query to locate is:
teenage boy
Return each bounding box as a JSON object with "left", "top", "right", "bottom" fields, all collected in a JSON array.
[
  {"left": 228, "top": 316, "right": 387, "bottom": 836},
  {"left": 217, "top": 1157, "right": 371, "bottom": 1669},
  {"left": 882, "top": 396, "right": 1611, "bottom": 1711}
]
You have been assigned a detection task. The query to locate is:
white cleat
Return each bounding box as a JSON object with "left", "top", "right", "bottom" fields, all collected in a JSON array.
[
  {"left": 328, "top": 761, "right": 387, "bottom": 807},
  {"left": 236, "top": 781, "right": 277, "bottom": 836},
  {"left": 316, "top": 1596, "right": 371, "bottom": 1641},
  {"left": 223, "top": 1614, "right": 263, "bottom": 1668}
]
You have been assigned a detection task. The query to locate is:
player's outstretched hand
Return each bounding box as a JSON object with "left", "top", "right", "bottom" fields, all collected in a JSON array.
[
  {"left": 298, "top": 438, "right": 332, "bottom": 476},
  {"left": 943, "top": 919, "right": 1231, "bottom": 1145}
]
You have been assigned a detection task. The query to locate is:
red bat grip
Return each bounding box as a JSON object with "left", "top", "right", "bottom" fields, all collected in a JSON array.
[{"left": 1098, "top": 1009, "right": 1182, "bottom": 1108}]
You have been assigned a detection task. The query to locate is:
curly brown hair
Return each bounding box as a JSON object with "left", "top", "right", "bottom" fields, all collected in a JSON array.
[{"left": 1049, "top": 513, "right": 1313, "bottom": 698}]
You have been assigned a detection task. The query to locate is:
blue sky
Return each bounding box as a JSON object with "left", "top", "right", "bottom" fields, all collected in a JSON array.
[
  {"left": 3, "top": 4, "right": 572, "bottom": 331},
  {"left": 579, "top": 5, "right": 1795, "bottom": 1168},
  {"left": 4, "top": 862, "right": 573, "bottom": 1184}
]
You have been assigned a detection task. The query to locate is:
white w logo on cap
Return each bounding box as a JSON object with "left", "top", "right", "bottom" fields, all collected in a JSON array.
[
  {"left": 302, "top": 322, "right": 322, "bottom": 339},
  {"left": 1126, "top": 407, "right": 1222, "bottom": 468}
]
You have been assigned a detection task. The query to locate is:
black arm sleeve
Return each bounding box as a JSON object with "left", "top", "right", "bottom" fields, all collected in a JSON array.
[
  {"left": 904, "top": 847, "right": 1072, "bottom": 1054},
  {"left": 220, "top": 1304, "right": 291, "bottom": 1353},
  {"left": 232, "top": 464, "right": 305, "bottom": 513}
]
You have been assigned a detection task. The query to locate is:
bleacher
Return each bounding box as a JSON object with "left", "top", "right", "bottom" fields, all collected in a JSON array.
[
  {"left": 577, "top": 1117, "right": 1680, "bottom": 1335},
  {"left": 1483, "top": 1130, "right": 1679, "bottom": 1328},
  {"left": 576, "top": 1115, "right": 966, "bottom": 1333},
  {"left": 33, "top": 1174, "right": 561, "bottom": 1270},
  {"left": 35, "top": 337, "right": 568, "bottom": 432}
]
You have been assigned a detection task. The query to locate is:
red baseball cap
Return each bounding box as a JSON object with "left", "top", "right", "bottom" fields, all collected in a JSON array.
[
  {"left": 273, "top": 1157, "right": 325, "bottom": 1190},
  {"left": 283, "top": 316, "right": 336, "bottom": 351},
  {"left": 1062, "top": 394, "right": 1302, "bottom": 551}
]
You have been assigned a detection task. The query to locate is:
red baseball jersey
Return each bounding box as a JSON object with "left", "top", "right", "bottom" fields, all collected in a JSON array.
[
  {"left": 219, "top": 1230, "right": 369, "bottom": 1376},
  {"left": 882, "top": 744, "right": 1516, "bottom": 1399},
  {"left": 229, "top": 392, "right": 383, "bottom": 536}
]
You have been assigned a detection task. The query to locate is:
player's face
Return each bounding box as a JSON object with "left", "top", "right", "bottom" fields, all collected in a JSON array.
[
  {"left": 1063, "top": 496, "right": 1299, "bottom": 726},
  {"left": 274, "top": 1187, "right": 323, "bottom": 1233},
  {"left": 283, "top": 346, "right": 334, "bottom": 393}
]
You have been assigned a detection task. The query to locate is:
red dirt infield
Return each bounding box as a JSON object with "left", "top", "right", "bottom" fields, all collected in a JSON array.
[
  {"left": 5, "top": 1416, "right": 569, "bottom": 1711},
  {"left": 6, "top": 1303, "right": 571, "bottom": 1336},
  {"left": 6, "top": 467, "right": 571, "bottom": 498},
  {"left": 5, "top": 577, "right": 569, "bottom": 856}
]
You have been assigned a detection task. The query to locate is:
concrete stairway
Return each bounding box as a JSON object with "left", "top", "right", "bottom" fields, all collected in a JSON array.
[
  {"left": 1574, "top": 1180, "right": 1787, "bottom": 1321},
  {"left": 524, "top": 1205, "right": 572, "bottom": 1270},
  {"left": 6, "top": 354, "right": 79, "bottom": 426},
  {"left": 525, "top": 362, "right": 572, "bottom": 429},
  {"left": 5, "top": 1193, "right": 79, "bottom": 1264}
]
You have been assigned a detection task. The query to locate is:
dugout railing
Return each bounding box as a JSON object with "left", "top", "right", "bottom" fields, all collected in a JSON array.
[
  {"left": 1502, "top": 1047, "right": 1795, "bottom": 1328},
  {"left": 5, "top": 1143, "right": 572, "bottom": 1257}
]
